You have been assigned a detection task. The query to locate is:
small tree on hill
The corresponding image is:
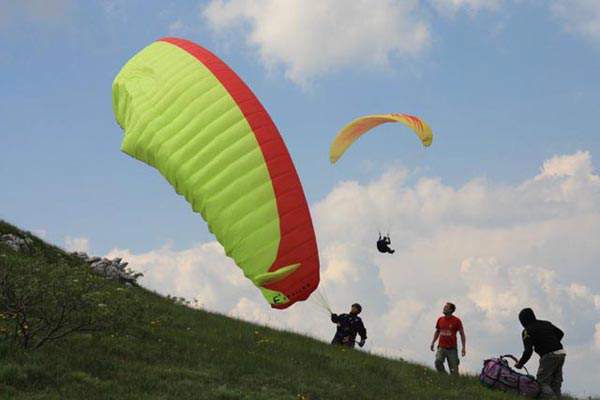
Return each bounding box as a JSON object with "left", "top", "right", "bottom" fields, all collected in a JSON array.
[{"left": 0, "top": 255, "right": 138, "bottom": 350}]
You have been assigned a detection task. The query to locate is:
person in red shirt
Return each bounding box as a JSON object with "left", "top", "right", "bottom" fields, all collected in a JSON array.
[{"left": 430, "top": 302, "right": 466, "bottom": 375}]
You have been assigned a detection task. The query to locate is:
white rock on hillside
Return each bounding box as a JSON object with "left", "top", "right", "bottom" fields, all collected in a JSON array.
[{"left": 0, "top": 233, "right": 33, "bottom": 252}]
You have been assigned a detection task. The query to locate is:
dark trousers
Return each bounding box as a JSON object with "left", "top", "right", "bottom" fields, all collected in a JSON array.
[
  {"left": 537, "top": 353, "right": 566, "bottom": 398},
  {"left": 435, "top": 347, "right": 459, "bottom": 375},
  {"left": 331, "top": 336, "right": 355, "bottom": 348}
]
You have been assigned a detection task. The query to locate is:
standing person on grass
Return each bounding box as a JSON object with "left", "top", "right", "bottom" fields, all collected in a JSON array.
[
  {"left": 430, "top": 302, "right": 466, "bottom": 375},
  {"left": 514, "top": 308, "right": 566, "bottom": 398},
  {"left": 331, "top": 303, "right": 367, "bottom": 349}
]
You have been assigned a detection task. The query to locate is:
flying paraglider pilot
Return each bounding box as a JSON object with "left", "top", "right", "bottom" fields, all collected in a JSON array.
[
  {"left": 331, "top": 303, "right": 367, "bottom": 348},
  {"left": 377, "top": 234, "right": 395, "bottom": 254}
]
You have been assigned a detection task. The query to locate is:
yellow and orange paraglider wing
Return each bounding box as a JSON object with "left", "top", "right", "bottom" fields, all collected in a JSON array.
[{"left": 329, "top": 113, "right": 433, "bottom": 164}]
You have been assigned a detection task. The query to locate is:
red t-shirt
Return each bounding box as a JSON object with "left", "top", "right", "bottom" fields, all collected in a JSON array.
[{"left": 436, "top": 315, "right": 463, "bottom": 349}]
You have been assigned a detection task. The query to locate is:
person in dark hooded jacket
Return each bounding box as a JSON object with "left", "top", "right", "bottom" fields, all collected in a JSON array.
[
  {"left": 331, "top": 303, "right": 367, "bottom": 348},
  {"left": 515, "top": 308, "right": 566, "bottom": 398}
]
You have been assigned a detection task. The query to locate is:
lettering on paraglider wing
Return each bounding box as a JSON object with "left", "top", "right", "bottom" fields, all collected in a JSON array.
[{"left": 272, "top": 294, "right": 283, "bottom": 304}]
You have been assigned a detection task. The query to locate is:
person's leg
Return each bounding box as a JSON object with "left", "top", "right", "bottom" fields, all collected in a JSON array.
[
  {"left": 435, "top": 348, "right": 447, "bottom": 373},
  {"left": 550, "top": 354, "right": 565, "bottom": 397},
  {"left": 447, "top": 348, "right": 460, "bottom": 376},
  {"left": 341, "top": 336, "right": 355, "bottom": 349},
  {"left": 537, "top": 354, "right": 558, "bottom": 398}
]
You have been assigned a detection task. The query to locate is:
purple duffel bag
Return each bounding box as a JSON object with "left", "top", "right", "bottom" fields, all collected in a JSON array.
[{"left": 480, "top": 354, "right": 541, "bottom": 397}]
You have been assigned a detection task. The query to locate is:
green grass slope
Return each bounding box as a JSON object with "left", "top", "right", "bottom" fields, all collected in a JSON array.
[{"left": 0, "top": 220, "right": 581, "bottom": 400}]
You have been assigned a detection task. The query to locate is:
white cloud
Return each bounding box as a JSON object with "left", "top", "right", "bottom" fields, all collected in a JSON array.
[
  {"left": 312, "top": 150, "right": 600, "bottom": 396},
  {"left": 109, "top": 151, "right": 600, "bottom": 397},
  {"left": 228, "top": 297, "right": 285, "bottom": 328},
  {"left": 551, "top": 0, "right": 600, "bottom": 44},
  {"left": 429, "top": 0, "right": 503, "bottom": 17},
  {"left": 536, "top": 150, "right": 598, "bottom": 180},
  {"left": 106, "top": 242, "right": 251, "bottom": 311},
  {"left": 168, "top": 19, "right": 192, "bottom": 36},
  {"left": 64, "top": 236, "right": 90, "bottom": 253},
  {"left": 201, "top": 0, "right": 430, "bottom": 85},
  {"left": 169, "top": 20, "right": 184, "bottom": 33},
  {"left": 31, "top": 229, "right": 47, "bottom": 238},
  {"left": 197, "top": 0, "right": 599, "bottom": 83}
]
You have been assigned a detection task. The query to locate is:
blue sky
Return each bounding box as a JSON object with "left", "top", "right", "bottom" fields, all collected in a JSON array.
[
  {"left": 2, "top": 0, "right": 598, "bottom": 254},
  {"left": 2, "top": 1, "right": 600, "bottom": 396}
]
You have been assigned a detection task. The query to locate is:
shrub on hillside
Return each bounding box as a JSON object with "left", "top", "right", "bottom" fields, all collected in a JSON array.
[{"left": 0, "top": 253, "right": 139, "bottom": 350}]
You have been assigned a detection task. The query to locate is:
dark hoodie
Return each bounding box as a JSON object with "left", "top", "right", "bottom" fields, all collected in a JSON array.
[
  {"left": 331, "top": 313, "right": 367, "bottom": 346},
  {"left": 518, "top": 308, "right": 564, "bottom": 365}
]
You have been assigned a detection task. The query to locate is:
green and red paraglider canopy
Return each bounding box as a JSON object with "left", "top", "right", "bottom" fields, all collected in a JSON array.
[{"left": 113, "top": 37, "right": 319, "bottom": 309}]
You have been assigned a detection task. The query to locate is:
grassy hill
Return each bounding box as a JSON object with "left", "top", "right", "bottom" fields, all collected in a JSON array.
[{"left": 0, "top": 220, "right": 583, "bottom": 400}]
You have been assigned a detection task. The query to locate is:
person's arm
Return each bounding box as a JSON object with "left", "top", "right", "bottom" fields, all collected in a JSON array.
[
  {"left": 357, "top": 321, "right": 367, "bottom": 347},
  {"left": 331, "top": 313, "right": 339, "bottom": 323},
  {"left": 515, "top": 329, "right": 533, "bottom": 369},
  {"left": 431, "top": 318, "right": 440, "bottom": 351},
  {"left": 552, "top": 323, "right": 564, "bottom": 341},
  {"left": 459, "top": 326, "right": 466, "bottom": 357},
  {"left": 430, "top": 329, "right": 440, "bottom": 351}
]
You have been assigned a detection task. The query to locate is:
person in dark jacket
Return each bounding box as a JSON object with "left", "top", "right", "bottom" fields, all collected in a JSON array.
[
  {"left": 331, "top": 303, "right": 367, "bottom": 348},
  {"left": 515, "top": 308, "right": 566, "bottom": 398},
  {"left": 377, "top": 234, "right": 395, "bottom": 254}
]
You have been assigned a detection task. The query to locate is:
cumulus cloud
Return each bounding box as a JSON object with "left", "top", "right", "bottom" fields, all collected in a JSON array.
[
  {"left": 197, "top": 0, "right": 600, "bottom": 86},
  {"left": 551, "top": 0, "right": 600, "bottom": 44},
  {"left": 312, "top": 150, "right": 600, "bottom": 395},
  {"left": 201, "top": 0, "right": 430, "bottom": 85},
  {"left": 535, "top": 150, "right": 599, "bottom": 186},
  {"left": 106, "top": 242, "right": 252, "bottom": 311},
  {"left": 64, "top": 236, "right": 90, "bottom": 253},
  {"left": 110, "top": 151, "right": 600, "bottom": 396}
]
